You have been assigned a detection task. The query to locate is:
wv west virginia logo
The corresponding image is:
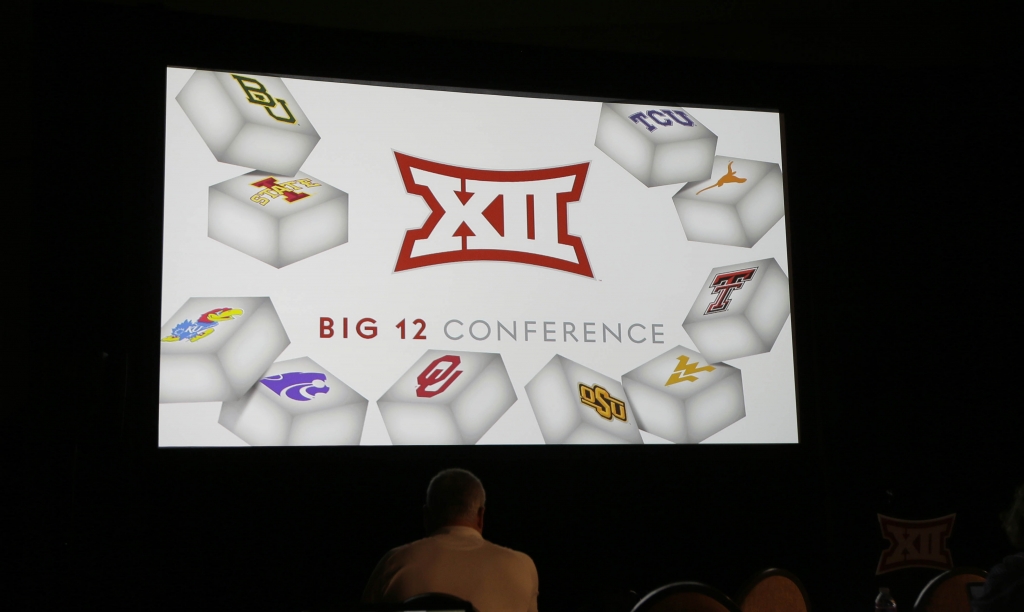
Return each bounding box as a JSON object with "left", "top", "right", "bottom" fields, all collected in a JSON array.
[
  {"left": 162, "top": 308, "right": 243, "bottom": 343},
  {"left": 665, "top": 355, "right": 715, "bottom": 386},
  {"left": 260, "top": 372, "right": 330, "bottom": 401}
]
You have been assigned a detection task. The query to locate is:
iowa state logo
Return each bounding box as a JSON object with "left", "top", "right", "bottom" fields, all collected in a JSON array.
[{"left": 393, "top": 153, "right": 593, "bottom": 277}]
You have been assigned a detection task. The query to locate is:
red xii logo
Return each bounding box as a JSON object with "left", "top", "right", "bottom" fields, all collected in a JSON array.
[
  {"left": 393, "top": 153, "right": 593, "bottom": 277},
  {"left": 876, "top": 514, "right": 956, "bottom": 574}
]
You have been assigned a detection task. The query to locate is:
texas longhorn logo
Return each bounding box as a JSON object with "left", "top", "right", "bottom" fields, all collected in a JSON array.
[
  {"left": 697, "top": 161, "right": 747, "bottom": 195},
  {"left": 416, "top": 355, "right": 463, "bottom": 398},
  {"left": 162, "top": 307, "right": 243, "bottom": 343},
  {"left": 579, "top": 383, "right": 627, "bottom": 421},
  {"left": 231, "top": 74, "right": 297, "bottom": 124},
  {"left": 705, "top": 268, "right": 757, "bottom": 315},
  {"left": 665, "top": 355, "right": 715, "bottom": 386},
  {"left": 393, "top": 153, "right": 594, "bottom": 277}
]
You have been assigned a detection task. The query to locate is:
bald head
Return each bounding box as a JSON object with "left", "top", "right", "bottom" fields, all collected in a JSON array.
[{"left": 425, "top": 468, "right": 486, "bottom": 533}]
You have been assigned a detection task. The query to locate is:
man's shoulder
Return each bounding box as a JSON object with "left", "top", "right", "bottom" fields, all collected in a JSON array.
[
  {"left": 481, "top": 540, "right": 537, "bottom": 570},
  {"left": 384, "top": 531, "right": 535, "bottom": 574}
]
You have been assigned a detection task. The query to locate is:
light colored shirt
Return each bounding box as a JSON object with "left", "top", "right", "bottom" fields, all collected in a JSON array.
[{"left": 362, "top": 526, "right": 539, "bottom": 612}]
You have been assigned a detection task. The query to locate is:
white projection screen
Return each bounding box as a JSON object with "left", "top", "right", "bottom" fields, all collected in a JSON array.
[{"left": 159, "top": 67, "right": 798, "bottom": 447}]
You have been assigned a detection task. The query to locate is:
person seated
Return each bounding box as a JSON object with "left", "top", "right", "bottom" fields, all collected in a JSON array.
[
  {"left": 362, "top": 468, "right": 539, "bottom": 612},
  {"left": 973, "top": 483, "right": 1024, "bottom": 612}
]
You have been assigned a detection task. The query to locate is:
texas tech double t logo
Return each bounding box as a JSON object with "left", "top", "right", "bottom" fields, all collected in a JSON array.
[
  {"left": 393, "top": 153, "right": 594, "bottom": 277},
  {"left": 705, "top": 268, "right": 757, "bottom": 315}
]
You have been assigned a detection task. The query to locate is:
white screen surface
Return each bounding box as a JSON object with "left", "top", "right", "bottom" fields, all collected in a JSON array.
[{"left": 159, "top": 67, "right": 797, "bottom": 446}]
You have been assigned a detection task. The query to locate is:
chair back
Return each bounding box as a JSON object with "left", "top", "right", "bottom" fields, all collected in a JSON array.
[
  {"left": 913, "top": 568, "right": 988, "bottom": 612},
  {"left": 633, "top": 582, "right": 741, "bottom": 612},
  {"left": 738, "top": 568, "right": 810, "bottom": 612}
]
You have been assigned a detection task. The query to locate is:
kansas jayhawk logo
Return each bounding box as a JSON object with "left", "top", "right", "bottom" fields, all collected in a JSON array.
[{"left": 162, "top": 308, "right": 243, "bottom": 342}]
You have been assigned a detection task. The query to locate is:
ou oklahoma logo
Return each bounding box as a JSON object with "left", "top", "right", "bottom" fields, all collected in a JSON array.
[
  {"left": 416, "top": 355, "right": 464, "bottom": 398},
  {"left": 394, "top": 153, "right": 594, "bottom": 277}
]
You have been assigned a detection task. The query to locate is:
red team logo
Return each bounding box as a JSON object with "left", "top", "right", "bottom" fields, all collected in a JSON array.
[
  {"left": 393, "top": 153, "right": 593, "bottom": 277},
  {"left": 415, "top": 355, "right": 464, "bottom": 398},
  {"left": 705, "top": 268, "right": 757, "bottom": 314}
]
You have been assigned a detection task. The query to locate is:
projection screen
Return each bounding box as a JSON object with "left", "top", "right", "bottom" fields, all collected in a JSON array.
[{"left": 159, "top": 67, "right": 798, "bottom": 446}]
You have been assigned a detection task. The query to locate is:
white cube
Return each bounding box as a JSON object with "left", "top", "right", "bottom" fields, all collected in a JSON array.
[
  {"left": 682, "top": 258, "right": 790, "bottom": 363},
  {"left": 219, "top": 357, "right": 368, "bottom": 446},
  {"left": 176, "top": 70, "right": 320, "bottom": 175},
  {"left": 160, "top": 297, "right": 290, "bottom": 403},
  {"left": 525, "top": 355, "right": 643, "bottom": 444},
  {"left": 208, "top": 170, "right": 349, "bottom": 268},
  {"left": 622, "top": 345, "right": 745, "bottom": 443},
  {"left": 594, "top": 103, "right": 717, "bottom": 187},
  {"left": 673, "top": 156, "right": 784, "bottom": 248},
  {"left": 377, "top": 351, "right": 517, "bottom": 445}
]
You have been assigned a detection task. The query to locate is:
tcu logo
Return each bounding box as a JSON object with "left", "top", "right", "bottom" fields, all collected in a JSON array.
[
  {"left": 665, "top": 355, "right": 715, "bottom": 386},
  {"left": 416, "top": 355, "right": 463, "bottom": 398},
  {"left": 231, "top": 74, "right": 297, "bottom": 124},
  {"left": 394, "top": 153, "right": 594, "bottom": 277},
  {"left": 629, "top": 109, "right": 694, "bottom": 133},
  {"left": 579, "top": 383, "right": 627, "bottom": 421},
  {"left": 877, "top": 514, "right": 955, "bottom": 574},
  {"left": 705, "top": 268, "right": 757, "bottom": 315}
]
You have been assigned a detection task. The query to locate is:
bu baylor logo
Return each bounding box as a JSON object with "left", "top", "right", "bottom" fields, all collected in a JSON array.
[{"left": 393, "top": 153, "right": 594, "bottom": 277}]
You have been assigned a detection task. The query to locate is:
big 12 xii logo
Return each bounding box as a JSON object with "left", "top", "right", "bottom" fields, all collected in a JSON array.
[{"left": 394, "top": 153, "right": 593, "bottom": 277}]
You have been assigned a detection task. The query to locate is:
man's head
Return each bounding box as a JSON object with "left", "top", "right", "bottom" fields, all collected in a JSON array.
[{"left": 424, "top": 468, "right": 486, "bottom": 534}]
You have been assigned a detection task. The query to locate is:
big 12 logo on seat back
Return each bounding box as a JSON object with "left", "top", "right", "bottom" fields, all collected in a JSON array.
[{"left": 393, "top": 153, "right": 594, "bottom": 277}]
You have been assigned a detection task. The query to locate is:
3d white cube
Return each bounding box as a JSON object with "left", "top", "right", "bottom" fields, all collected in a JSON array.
[
  {"left": 526, "top": 355, "right": 643, "bottom": 444},
  {"left": 622, "top": 345, "right": 745, "bottom": 444},
  {"left": 377, "top": 350, "right": 517, "bottom": 445},
  {"left": 176, "top": 70, "right": 320, "bottom": 175},
  {"left": 594, "top": 103, "right": 717, "bottom": 187},
  {"left": 673, "top": 156, "right": 785, "bottom": 248},
  {"left": 219, "top": 357, "right": 368, "bottom": 446},
  {"left": 682, "top": 258, "right": 791, "bottom": 363},
  {"left": 208, "top": 170, "right": 349, "bottom": 268},
  {"left": 159, "top": 297, "right": 290, "bottom": 403}
]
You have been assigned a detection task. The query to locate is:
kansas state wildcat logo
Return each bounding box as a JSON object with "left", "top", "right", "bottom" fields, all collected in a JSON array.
[{"left": 260, "top": 371, "right": 330, "bottom": 401}]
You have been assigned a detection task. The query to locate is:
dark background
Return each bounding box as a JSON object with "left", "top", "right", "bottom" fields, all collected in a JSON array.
[{"left": 29, "top": 2, "right": 1019, "bottom": 612}]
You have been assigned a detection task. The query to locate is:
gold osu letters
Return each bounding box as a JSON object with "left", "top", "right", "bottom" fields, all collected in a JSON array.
[{"left": 578, "top": 383, "right": 627, "bottom": 421}]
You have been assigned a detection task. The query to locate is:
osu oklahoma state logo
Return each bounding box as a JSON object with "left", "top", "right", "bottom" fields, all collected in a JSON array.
[{"left": 393, "top": 153, "right": 594, "bottom": 277}]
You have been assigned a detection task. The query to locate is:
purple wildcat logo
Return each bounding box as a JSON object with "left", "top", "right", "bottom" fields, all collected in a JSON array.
[{"left": 260, "top": 371, "right": 330, "bottom": 401}]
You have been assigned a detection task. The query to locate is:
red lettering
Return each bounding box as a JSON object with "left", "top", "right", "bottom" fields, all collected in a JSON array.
[
  {"left": 320, "top": 317, "right": 334, "bottom": 338},
  {"left": 356, "top": 318, "right": 377, "bottom": 339}
]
